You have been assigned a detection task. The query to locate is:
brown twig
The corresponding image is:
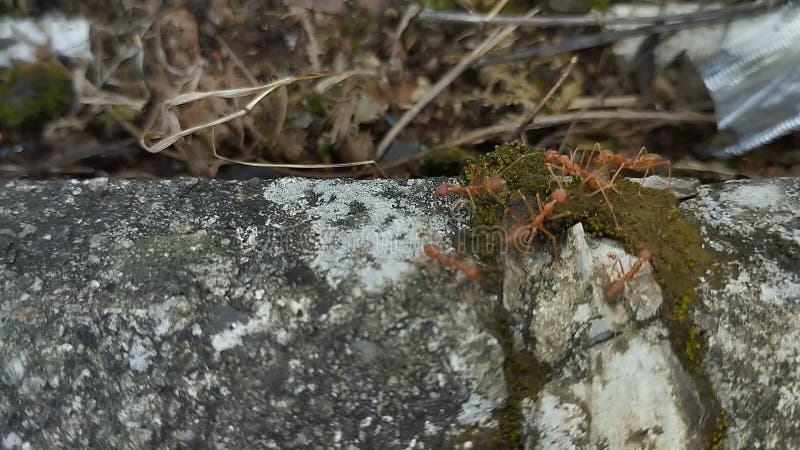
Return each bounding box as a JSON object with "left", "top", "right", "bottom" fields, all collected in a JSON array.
[
  {"left": 390, "top": 4, "right": 422, "bottom": 70},
  {"left": 515, "top": 55, "right": 578, "bottom": 141},
  {"left": 419, "top": 1, "right": 777, "bottom": 27},
  {"left": 441, "top": 110, "right": 716, "bottom": 148},
  {"left": 375, "top": 7, "right": 538, "bottom": 160}
]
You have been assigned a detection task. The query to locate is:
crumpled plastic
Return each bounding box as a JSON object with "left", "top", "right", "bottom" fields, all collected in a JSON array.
[
  {"left": 699, "top": 2, "right": 800, "bottom": 157},
  {"left": 611, "top": 2, "right": 800, "bottom": 157}
]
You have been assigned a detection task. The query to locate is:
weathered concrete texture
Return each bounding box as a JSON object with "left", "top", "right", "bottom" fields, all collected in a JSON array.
[
  {"left": 682, "top": 178, "right": 800, "bottom": 449},
  {"left": 0, "top": 178, "right": 505, "bottom": 449},
  {"left": 506, "top": 224, "right": 711, "bottom": 449}
]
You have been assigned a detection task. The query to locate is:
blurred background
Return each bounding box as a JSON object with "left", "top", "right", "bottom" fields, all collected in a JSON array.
[{"left": 0, "top": 0, "right": 796, "bottom": 181}]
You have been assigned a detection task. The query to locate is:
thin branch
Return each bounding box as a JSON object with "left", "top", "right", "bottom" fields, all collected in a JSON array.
[
  {"left": 390, "top": 4, "right": 422, "bottom": 70},
  {"left": 376, "top": 8, "right": 539, "bottom": 160},
  {"left": 441, "top": 109, "right": 716, "bottom": 148},
  {"left": 477, "top": 1, "right": 783, "bottom": 67},
  {"left": 420, "top": 1, "right": 778, "bottom": 27},
  {"left": 290, "top": 6, "right": 322, "bottom": 72},
  {"left": 515, "top": 55, "right": 578, "bottom": 140}
]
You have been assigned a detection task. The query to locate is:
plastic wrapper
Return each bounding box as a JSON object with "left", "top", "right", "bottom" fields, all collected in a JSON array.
[{"left": 611, "top": 2, "right": 800, "bottom": 157}]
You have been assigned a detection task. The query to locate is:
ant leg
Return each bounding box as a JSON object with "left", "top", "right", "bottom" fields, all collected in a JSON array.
[
  {"left": 609, "top": 162, "right": 628, "bottom": 185},
  {"left": 613, "top": 257, "right": 626, "bottom": 278},
  {"left": 466, "top": 189, "right": 477, "bottom": 211},
  {"left": 546, "top": 163, "right": 566, "bottom": 190},
  {"left": 535, "top": 192, "right": 547, "bottom": 215},
  {"left": 516, "top": 190, "right": 538, "bottom": 218},
  {"left": 549, "top": 211, "right": 573, "bottom": 221},
  {"left": 539, "top": 225, "right": 559, "bottom": 257},
  {"left": 503, "top": 204, "right": 528, "bottom": 227},
  {"left": 597, "top": 188, "right": 621, "bottom": 229},
  {"left": 632, "top": 146, "right": 647, "bottom": 163}
]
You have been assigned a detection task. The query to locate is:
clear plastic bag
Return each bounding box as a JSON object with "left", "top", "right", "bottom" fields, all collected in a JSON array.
[
  {"left": 611, "top": 2, "right": 800, "bottom": 157},
  {"left": 698, "top": 2, "right": 800, "bottom": 157}
]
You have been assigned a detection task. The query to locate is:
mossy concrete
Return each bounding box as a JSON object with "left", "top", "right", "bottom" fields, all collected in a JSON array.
[
  {"left": 0, "top": 176, "right": 797, "bottom": 449},
  {"left": 459, "top": 142, "right": 723, "bottom": 448}
]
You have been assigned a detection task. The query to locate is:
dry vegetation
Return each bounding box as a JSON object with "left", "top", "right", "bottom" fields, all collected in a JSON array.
[{"left": 1, "top": 0, "right": 798, "bottom": 179}]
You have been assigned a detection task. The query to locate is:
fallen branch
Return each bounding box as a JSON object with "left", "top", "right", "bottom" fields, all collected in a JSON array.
[
  {"left": 419, "top": 1, "right": 776, "bottom": 27},
  {"left": 441, "top": 109, "right": 716, "bottom": 148}
]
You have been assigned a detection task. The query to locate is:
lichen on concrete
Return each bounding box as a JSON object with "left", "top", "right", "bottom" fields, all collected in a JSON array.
[
  {"left": 682, "top": 178, "right": 800, "bottom": 449},
  {"left": 0, "top": 177, "right": 506, "bottom": 449},
  {"left": 504, "top": 223, "right": 714, "bottom": 448},
  {"left": 2, "top": 175, "right": 798, "bottom": 449}
]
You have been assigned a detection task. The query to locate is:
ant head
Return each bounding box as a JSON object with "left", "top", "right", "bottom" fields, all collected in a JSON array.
[
  {"left": 544, "top": 150, "right": 559, "bottom": 162},
  {"left": 485, "top": 177, "right": 507, "bottom": 193},
  {"left": 639, "top": 249, "right": 652, "bottom": 261},
  {"left": 551, "top": 188, "right": 568, "bottom": 203}
]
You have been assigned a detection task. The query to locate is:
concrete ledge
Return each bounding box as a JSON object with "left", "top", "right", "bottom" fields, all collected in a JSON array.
[{"left": 1, "top": 177, "right": 799, "bottom": 449}]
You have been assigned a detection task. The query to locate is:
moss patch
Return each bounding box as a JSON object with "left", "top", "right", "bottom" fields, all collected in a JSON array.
[
  {"left": 486, "top": 302, "right": 549, "bottom": 449},
  {"left": 453, "top": 141, "right": 726, "bottom": 449},
  {"left": 0, "top": 62, "right": 73, "bottom": 130}
]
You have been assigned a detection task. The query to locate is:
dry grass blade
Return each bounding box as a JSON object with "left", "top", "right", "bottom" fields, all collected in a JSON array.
[
  {"left": 419, "top": 1, "right": 775, "bottom": 27},
  {"left": 209, "top": 127, "right": 383, "bottom": 173},
  {"left": 441, "top": 109, "right": 716, "bottom": 148},
  {"left": 140, "top": 74, "right": 325, "bottom": 154}
]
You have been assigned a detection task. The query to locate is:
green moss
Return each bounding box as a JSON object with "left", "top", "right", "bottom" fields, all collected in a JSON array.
[
  {"left": 485, "top": 302, "right": 549, "bottom": 449},
  {"left": 467, "top": 141, "right": 549, "bottom": 194},
  {"left": 588, "top": 0, "right": 611, "bottom": 12},
  {"left": 458, "top": 142, "right": 552, "bottom": 278},
  {"left": 0, "top": 62, "right": 73, "bottom": 130},
  {"left": 674, "top": 295, "right": 691, "bottom": 321},
  {"left": 426, "top": 0, "right": 455, "bottom": 10},
  {"left": 305, "top": 92, "right": 329, "bottom": 115},
  {"left": 710, "top": 411, "right": 729, "bottom": 450},
  {"left": 449, "top": 141, "right": 728, "bottom": 448}
]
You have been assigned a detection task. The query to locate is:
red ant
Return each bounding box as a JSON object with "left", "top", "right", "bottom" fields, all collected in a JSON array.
[
  {"left": 592, "top": 146, "right": 672, "bottom": 188},
  {"left": 434, "top": 164, "right": 508, "bottom": 207},
  {"left": 434, "top": 176, "right": 507, "bottom": 203},
  {"left": 423, "top": 243, "right": 481, "bottom": 282},
  {"left": 603, "top": 249, "right": 653, "bottom": 304},
  {"left": 544, "top": 149, "right": 621, "bottom": 227},
  {"left": 505, "top": 187, "right": 570, "bottom": 255}
]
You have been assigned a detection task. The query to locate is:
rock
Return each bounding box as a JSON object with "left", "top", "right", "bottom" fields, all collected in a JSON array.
[
  {"left": 0, "top": 178, "right": 505, "bottom": 449},
  {"left": 505, "top": 224, "right": 712, "bottom": 448},
  {"left": 627, "top": 175, "right": 699, "bottom": 200},
  {"left": 681, "top": 178, "right": 800, "bottom": 449},
  {"left": 2, "top": 176, "right": 799, "bottom": 449},
  {"left": 525, "top": 325, "right": 708, "bottom": 450}
]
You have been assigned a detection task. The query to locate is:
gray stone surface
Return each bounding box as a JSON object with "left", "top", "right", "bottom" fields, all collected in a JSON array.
[
  {"left": 505, "top": 224, "right": 711, "bottom": 449},
  {"left": 0, "top": 178, "right": 504, "bottom": 449},
  {"left": 504, "top": 177, "right": 800, "bottom": 449},
  {"left": 2, "top": 176, "right": 800, "bottom": 449},
  {"left": 682, "top": 178, "right": 800, "bottom": 449}
]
